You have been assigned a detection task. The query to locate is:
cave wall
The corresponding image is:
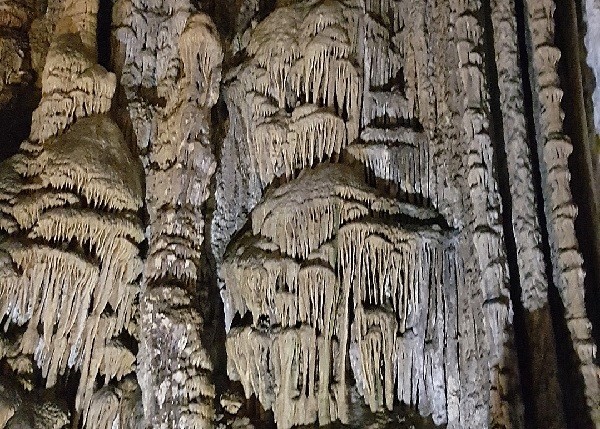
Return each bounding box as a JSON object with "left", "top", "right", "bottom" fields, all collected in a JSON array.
[{"left": 0, "top": 0, "right": 599, "bottom": 428}]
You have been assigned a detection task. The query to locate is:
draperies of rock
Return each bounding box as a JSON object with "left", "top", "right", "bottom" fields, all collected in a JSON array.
[
  {"left": 0, "top": 0, "right": 144, "bottom": 427},
  {"left": 222, "top": 164, "right": 461, "bottom": 429},
  {"left": 0, "top": 0, "right": 599, "bottom": 428},
  {"left": 215, "top": 1, "right": 522, "bottom": 428}
]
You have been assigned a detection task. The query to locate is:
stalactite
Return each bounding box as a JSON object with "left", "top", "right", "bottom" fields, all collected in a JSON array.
[
  {"left": 222, "top": 163, "right": 459, "bottom": 428},
  {"left": 213, "top": 1, "right": 362, "bottom": 260},
  {"left": 489, "top": 0, "right": 565, "bottom": 426},
  {"left": 0, "top": 0, "right": 599, "bottom": 428},
  {"left": 0, "top": 0, "right": 144, "bottom": 426},
  {"left": 450, "top": 0, "right": 522, "bottom": 426},
  {"left": 0, "top": 117, "right": 144, "bottom": 419},
  {"left": 215, "top": 1, "right": 527, "bottom": 428}
]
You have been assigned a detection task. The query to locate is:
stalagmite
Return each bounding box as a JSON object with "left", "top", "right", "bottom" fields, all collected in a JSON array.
[{"left": 85, "top": 378, "right": 144, "bottom": 429}]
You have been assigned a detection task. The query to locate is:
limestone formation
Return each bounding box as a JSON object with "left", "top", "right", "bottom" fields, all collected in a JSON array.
[
  {"left": 525, "top": 0, "right": 600, "bottom": 423},
  {"left": 0, "top": 0, "right": 34, "bottom": 109},
  {"left": 113, "top": 1, "right": 222, "bottom": 427},
  {"left": 0, "top": 0, "right": 599, "bottom": 428},
  {"left": 0, "top": 0, "right": 143, "bottom": 427},
  {"left": 214, "top": 2, "right": 519, "bottom": 428}
]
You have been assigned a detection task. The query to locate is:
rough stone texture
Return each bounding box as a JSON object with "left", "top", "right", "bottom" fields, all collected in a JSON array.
[
  {"left": 489, "top": 1, "right": 565, "bottom": 426},
  {"left": 0, "top": 0, "right": 34, "bottom": 109},
  {"left": 0, "top": 0, "right": 599, "bottom": 428},
  {"left": 213, "top": 2, "right": 523, "bottom": 428},
  {"left": 0, "top": 0, "right": 144, "bottom": 427},
  {"left": 112, "top": 1, "right": 222, "bottom": 427},
  {"left": 584, "top": 0, "right": 600, "bottom": 136},
  {"left": 524, "top": 0, "right": 600, "bottom": 425}
]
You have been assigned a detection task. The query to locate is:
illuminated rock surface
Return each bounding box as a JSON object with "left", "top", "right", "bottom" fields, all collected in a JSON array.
[{"left": 0, "top": 0, "right": 599, "bottom": 428}]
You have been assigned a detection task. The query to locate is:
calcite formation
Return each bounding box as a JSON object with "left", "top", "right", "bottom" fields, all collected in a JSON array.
[
  {"left": 215, "top": 2, "right": 519, "bottom": 428},
  {"left": 526, "top": 0, "right": 600, "bottom": 423},
  {"left": 0, "top": 0, "right": 599, "bottom": 428},
  {"left": 223, "top": 164, "right": 459, "bottom": 428},
  {"left": 113, "top": 1, "right": 222, "bottom": 427},
  {"left": 0, "top": 0, "right": 144, "bottom": 427}
]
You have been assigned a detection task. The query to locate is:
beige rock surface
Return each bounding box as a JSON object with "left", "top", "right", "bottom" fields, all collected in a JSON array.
[{"left": 0, "top": 0, "right": 598, "bottom": 428}]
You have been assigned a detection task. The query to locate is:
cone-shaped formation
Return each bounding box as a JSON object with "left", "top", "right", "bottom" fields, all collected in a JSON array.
[{"left": 85, "top": 377, "right": 144, "bottom": 429}]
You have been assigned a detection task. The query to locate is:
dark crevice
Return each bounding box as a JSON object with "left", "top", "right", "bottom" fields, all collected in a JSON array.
[
  {"left": 208, "top": 0, "right": 277, "bottom": 52},
  {"left": 480, "top": 1, "right": 535, "bottom": 426},
  {"left": 370, "top": 68, "right": 406, "bottom": 93},
  {"left": 204, "top": 95, "right": 229, "bottom": 395},
  {"left": 0, "top": 85, "right": 38, "bottom": 162},
  {"left": 97, "top": 0, "right": 113, "bottom": 71},
  {"left": 0, "top": 26, "right": 38, "bottom": 162}
]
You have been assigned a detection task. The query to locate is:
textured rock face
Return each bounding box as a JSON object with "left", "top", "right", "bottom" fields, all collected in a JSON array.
[
  {"left": 112, "top": 2, "right": 222, "bottom": 427},
  {"left": 215, "top": 2, "right": 518, "bottom": 428},
  {"left": 0, "top": 0, "right": 599, "bottom": 428}
]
